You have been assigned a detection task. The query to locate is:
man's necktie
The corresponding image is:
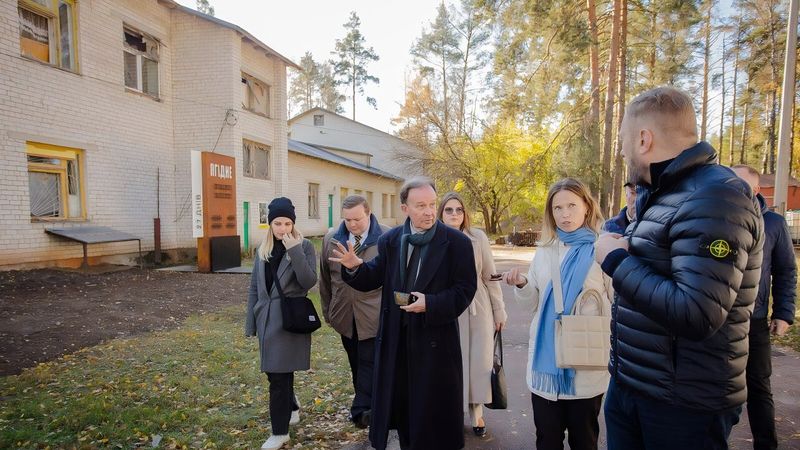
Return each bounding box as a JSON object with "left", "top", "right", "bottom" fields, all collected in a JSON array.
[{"left": 404, "top": 245, "right": 421, "bottom": 292}]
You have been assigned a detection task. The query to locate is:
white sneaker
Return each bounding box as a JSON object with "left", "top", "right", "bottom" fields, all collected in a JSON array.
[
  {"left": 261, "top": 434, "right": 290, "bottom": 450},
  {"left": 289, "top": 409, "right": 300, "bottom": 425}
]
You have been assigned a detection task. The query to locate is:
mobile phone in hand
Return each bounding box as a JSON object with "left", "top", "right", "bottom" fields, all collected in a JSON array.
[{"left": 393, "top": 291, "right": 417, "bottom": 306}]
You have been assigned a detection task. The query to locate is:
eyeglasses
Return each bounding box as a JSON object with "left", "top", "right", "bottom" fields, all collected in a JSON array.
[{"left": 444, "top": 207, "right": 464, "bottom": 215}]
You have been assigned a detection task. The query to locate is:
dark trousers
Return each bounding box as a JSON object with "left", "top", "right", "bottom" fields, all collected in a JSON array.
[
  {"left": 605, "top": 376, "right": 741, "bottom": 450},
  {"left": 340, "top": 320, "right": 376, "bottom": 420},
  {"left": 747, "top": 317, "right": 778, "bottom": 450},
  {"left": 531, "top": 392, "right": 603, "bottom": 450},
  {"left": 266, "top": 372, "right": 300, "bottom": 435}
]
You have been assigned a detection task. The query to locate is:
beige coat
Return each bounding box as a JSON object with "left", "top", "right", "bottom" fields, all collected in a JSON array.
[
  {"left": 458, "top": 228, "right": 507, "bottom": 406},
  {"left": 319, "top": 219, "right": 390, "bottom": 340},
  {"left": 515, "top": 241, "right": 612, "bottom": 401}
]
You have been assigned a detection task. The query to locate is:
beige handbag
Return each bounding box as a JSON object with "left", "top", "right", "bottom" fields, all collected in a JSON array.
[{"left": 551, "top": 248, "right": 611, "bottom": 370}]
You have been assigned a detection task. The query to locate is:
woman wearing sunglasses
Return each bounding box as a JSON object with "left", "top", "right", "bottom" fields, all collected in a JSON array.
[{"left": 437, "top": 192, "right": 507, "bottom": 438}]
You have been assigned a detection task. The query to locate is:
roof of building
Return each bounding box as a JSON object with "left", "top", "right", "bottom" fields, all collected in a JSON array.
[
  {"left": 160, "top": 0, "right": 301, "bottom": 70},
  {"left": 759, "top": 173, "right": 800, "bottom": 188},
  {"left": 288, "top": 139, "right": 403, "bottom": 181},
  {"left": 288, "top": 107, "right": 414, "bottom": 146}
]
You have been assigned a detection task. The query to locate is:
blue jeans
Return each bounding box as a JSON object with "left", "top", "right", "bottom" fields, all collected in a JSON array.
[{"left": 605, "top": 376, "right": 742, "bottom": 450}]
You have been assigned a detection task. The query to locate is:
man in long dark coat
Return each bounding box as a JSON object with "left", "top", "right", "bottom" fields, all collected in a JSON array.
[{"left": 330, "top": 177, "right": 477, "bottom": 450}]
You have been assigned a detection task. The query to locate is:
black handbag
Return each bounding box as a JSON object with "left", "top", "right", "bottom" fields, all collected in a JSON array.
[
  {"left": 484, "top": 330, "right": 508, "bottom": 410},
  {"left": 272, "top": 264, "right": 321, "bottom": 334}
]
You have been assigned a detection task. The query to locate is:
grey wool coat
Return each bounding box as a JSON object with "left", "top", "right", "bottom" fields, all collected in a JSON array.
[{"left": 245, "top": 239, "right": 318, "bottom": 373}]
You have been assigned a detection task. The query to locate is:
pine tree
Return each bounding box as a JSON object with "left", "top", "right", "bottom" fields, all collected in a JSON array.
[{"left": 332, "top": 12, "right": 380, "bottom": 121}]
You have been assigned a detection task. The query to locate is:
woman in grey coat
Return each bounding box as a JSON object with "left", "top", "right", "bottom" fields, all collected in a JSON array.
[{"left": 245, "top": 197, "right": 318, "bottom": 450}]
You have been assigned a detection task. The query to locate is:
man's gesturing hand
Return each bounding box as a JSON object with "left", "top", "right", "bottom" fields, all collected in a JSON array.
[{"left": 328, "top": 240, "right": 364, "bottom": 269}]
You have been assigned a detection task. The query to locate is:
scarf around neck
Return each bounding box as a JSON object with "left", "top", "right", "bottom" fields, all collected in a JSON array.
[
  {"left": 531, "top": 227, "right": 596, "bottom": 396},
  {"left": 398, "top": 218, "right": 438, "bottom": 288}
]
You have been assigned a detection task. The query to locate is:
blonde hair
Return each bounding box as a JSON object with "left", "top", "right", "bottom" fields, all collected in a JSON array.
[
  {"left": 626, "top": 86, "right": 698, "bottom": 139},
  {"left": 437, "top": 191, "right": 471, "bottom": 233},
  {"left": 541, "top": 178, "right": 604, "bottom": 245},
  {"left": 257, "top": 225, "right": 303, "bottom": 261}
]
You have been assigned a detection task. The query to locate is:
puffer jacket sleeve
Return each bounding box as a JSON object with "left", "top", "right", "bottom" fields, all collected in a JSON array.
[{"left": 611, "top": 182, "right": 763, "bottom": 341}]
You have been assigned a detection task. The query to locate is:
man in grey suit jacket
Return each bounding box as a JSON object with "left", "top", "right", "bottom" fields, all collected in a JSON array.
[{"left": 320, "top": 195, "right": 389, "bottom": 429}]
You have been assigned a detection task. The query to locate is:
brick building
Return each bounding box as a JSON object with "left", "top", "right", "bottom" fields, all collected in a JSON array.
[{"left": 0, "top": 0, "right": 296, "bottom": 268}]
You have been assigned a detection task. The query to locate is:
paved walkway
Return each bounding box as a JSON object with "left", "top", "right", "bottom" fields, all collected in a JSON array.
[{"left": 346, "top": 247, "right": 800, "bottom": 449}]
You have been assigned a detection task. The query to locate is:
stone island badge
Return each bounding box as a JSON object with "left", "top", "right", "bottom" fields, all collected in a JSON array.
[{"left": 709, "top": 239, "right": 731, "bottom": 258}]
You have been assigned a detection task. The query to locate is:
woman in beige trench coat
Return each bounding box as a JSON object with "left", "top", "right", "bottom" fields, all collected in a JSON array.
[{"left": 438, "top": 192, "right": 507, "bottom": 438}]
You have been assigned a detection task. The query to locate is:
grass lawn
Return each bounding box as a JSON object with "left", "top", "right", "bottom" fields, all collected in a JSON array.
[{"left": 0, "top": 294, "right": 365, "bottom": 449}]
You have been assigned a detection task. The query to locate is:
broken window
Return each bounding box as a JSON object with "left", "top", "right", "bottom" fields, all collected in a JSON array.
[
  {"left": 123, "top": 27, "right": 159, "bottom": 98},
  {"left": 308, "top": 183, "right": 320, "bottom": 219},
  {"left": 26, "top": 142, "right": 84, "bottom": 220},
  {"left": 241, "top": 73, "right": 270, "bottom": 117},
  {"left": 18, "top": 0, "right": 77, "bottom": 71},
  {"left": 243, "top": 140, "right": 270, "bottom": 180},
  {"left": 313, "top": 114, "right": 324, "bottom": 126}
]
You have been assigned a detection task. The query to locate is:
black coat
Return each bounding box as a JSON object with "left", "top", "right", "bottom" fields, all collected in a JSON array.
[
  {"left": 343, "top": 221, "right": 477, "bottom": 450},
  {"left": 604, "top": 142, "right": 764, "bottom": 411},
  {"left": 753, "top": 194, "right": 797, "bottom": 323}
]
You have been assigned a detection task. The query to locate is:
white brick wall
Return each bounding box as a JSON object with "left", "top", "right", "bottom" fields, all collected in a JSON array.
[
  {"left": 235, "top": 37, "right": 288, "bottom": 252},
  {"left": 1, "top": 0, "right": 178, "bottom": 267},
  {"left": 0, "top": 0, "right": 292, "bottom": 269}
]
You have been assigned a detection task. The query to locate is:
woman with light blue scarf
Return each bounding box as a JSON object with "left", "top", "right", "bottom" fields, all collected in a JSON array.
[{"left": 503, "top": 178, "right": 612, "bottom": 450}]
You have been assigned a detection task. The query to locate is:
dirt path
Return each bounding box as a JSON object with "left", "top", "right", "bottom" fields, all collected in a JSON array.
[{"left": 0, "top": 267, "right": 249, "bottom": 376}]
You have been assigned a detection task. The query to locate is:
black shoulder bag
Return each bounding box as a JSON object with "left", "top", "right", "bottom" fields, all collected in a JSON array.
[
  {"left": 271, "top": 264, "right": 321, "bottom": 334},
  {"left": 484, "top": 330, "right": 508, "bottom": 410}
]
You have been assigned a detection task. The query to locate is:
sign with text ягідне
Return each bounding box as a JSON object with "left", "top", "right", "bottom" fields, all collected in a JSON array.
[{"left": 191, "top": 151, "right": 237, "bottom": 239}]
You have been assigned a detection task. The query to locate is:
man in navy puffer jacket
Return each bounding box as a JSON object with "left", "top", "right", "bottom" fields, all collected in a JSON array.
[
  {"left": 595, "top": 86, "right": 764, "bottom": 450},
  {"left": 731, "top": 164, "right": 796, "bottom": 450}
]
